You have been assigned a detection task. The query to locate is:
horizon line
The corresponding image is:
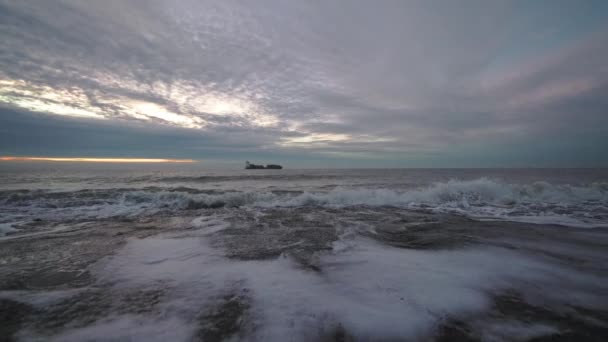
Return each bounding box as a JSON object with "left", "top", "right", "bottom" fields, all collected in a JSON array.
[{"left": 0, "top": 156, "right": 196, "bottom": 163}]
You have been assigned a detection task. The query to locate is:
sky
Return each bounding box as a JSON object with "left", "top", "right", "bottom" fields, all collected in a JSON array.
[{"left": 1, "top": 0, "right": 608, "bottom": 168}]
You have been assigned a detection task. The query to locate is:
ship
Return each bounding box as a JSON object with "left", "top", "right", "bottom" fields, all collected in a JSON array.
[{"left": 245, "top": 161, "right": 283, "bottom": 169}]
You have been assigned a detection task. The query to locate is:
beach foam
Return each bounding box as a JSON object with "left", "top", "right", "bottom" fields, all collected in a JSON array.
[{"left": 17, "top": 230, "right": 601, "bottom": 341}]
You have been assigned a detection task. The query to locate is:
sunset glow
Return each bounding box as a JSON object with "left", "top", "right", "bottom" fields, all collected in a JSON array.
[{"left": 0, "top": 157, "right": 195, "bottom": 163}]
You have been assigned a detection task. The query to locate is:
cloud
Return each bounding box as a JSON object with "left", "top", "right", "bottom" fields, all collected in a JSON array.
[{"left": 1, "top": 0, "right": 607, "bottom": 166}]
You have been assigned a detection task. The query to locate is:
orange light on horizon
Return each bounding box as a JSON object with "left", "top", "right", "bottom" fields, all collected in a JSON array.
[{"left": 0, "top": 156, "right": 196, "bottom": 163}]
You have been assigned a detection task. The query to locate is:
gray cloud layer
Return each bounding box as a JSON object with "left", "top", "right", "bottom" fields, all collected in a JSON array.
[{"left": 1, "top": 0, "right": 607, "bottom": 166}]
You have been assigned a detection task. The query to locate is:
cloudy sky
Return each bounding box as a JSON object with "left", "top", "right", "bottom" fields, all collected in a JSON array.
[{"left": 1, "top": 0, "right": 607, "bottom": 167}]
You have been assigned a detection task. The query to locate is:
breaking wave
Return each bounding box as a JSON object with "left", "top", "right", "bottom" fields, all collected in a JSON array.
[
  {"left": 1, "top": 178, "right": 607, "bottom": 227},
  {"left": 275, "top": 178, "right": 608, "bottom": 227},
  {"left": 280, "top": 178, "right": 608, "bottom": 206}
]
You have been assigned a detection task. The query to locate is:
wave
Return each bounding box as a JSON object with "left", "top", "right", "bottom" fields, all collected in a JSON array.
[
  {"left": 273, "top": 178, "right": 608, "bottom": 227},
  {"left": 2, "top": 178, "right": 607, "bottom": 227},
  {"left": 278, "top": 178, "right": 608, "bottom": 207},
  {"left": 0, "top": 187, "right": 229, "bottom": 208}
]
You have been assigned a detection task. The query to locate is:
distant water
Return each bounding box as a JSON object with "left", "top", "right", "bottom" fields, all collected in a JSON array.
[
  {"left": 1, "top": 165, "right": 607, "bottom": 341},
  {"left": 1, "top": 165, "right": 607, "bottom": 232}
]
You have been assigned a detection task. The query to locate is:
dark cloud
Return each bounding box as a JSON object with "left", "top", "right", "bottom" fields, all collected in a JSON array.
[{"left": 1, "top": 0, "right": 607, "bottom": 166}]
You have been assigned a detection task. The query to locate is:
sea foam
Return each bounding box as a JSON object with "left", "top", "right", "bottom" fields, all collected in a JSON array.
[{"left": 19, "top": 232, "right": 605, "bottom": 341}]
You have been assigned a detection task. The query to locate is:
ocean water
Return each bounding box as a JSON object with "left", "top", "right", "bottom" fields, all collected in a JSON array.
[
  {"left": 1, "top": 165, "right": 607, "bottom": 341},
  {"left": 2, "top": 166, "right": 607, "bottom": 230}
]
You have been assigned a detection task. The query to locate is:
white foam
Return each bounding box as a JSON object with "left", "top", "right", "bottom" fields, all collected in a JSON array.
[
  {"left": 33, "top": 231, "right": 606, "bottom": 341},
  {"left": 0, "top": 288, "right": 85, "bottom": 307},
  {"left": 0, "top": 222, "right": 17, "bottom": 236},
  {"left": 0, "top": 224, "right": 78, "bottom": 241},
  {"left": 190, "top": 215, "right": 230, "bottom": 234}
]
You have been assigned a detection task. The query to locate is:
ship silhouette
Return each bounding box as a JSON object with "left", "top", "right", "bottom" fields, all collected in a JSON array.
[{"left": 245, "top": 161, "right": 283, "bottom": 169}]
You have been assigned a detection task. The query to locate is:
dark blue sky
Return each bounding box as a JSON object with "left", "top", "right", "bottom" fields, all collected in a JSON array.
[{"left": 1, "top": 0, "right": 608, "bottom": 167}]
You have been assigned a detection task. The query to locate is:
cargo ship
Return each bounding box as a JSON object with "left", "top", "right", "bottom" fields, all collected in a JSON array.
[{"left": 245, "top": 161, "right": 283, "bottom": 169}]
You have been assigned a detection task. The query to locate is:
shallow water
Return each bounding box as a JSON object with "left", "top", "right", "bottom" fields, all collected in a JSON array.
[{"left": 1, "top": 166, "right": 607, "bottom": 341}]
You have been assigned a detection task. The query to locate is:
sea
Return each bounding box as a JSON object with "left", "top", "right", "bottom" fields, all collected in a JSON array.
[{"left": 1, "top": 165, "right": 607, "bottom": 341}]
